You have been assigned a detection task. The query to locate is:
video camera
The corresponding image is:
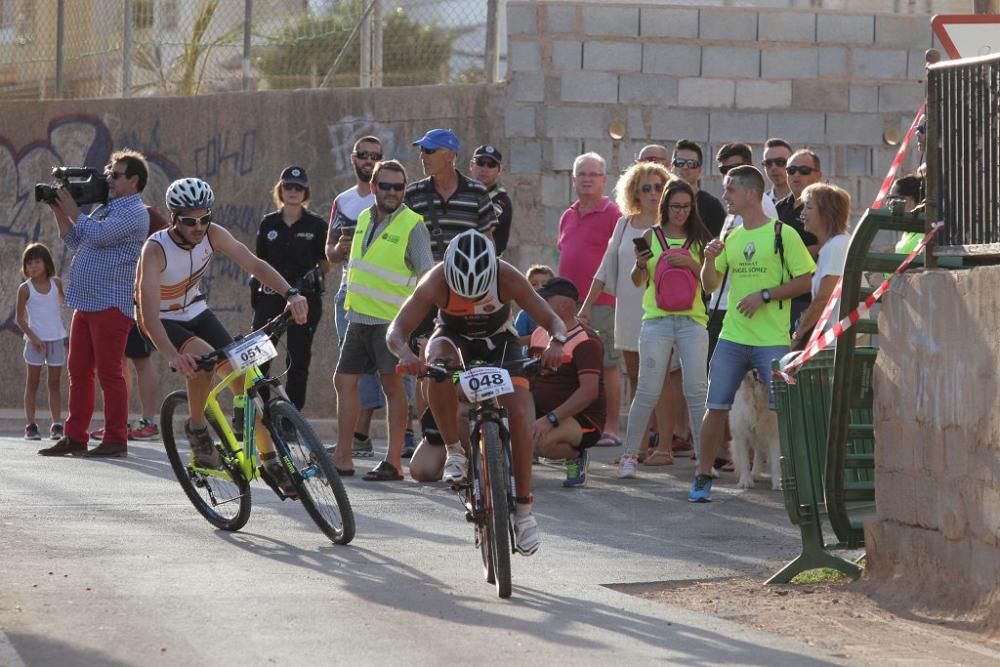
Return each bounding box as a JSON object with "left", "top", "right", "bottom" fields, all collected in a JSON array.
[{"left": 35, "top": 167, "right": 109, "bottom": 206}]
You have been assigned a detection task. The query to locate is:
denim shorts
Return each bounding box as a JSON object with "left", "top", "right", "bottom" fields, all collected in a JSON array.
[{"left": 705, "top": 339, "right": 788, "bottom": 410}]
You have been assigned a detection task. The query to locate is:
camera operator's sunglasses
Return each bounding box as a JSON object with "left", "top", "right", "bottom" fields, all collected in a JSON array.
[
  {"left": 105, "top": 170, "right": 128, "bottom": 180},
  {"left": 176, "top": 212, "right": 213, "bottom": 227}
]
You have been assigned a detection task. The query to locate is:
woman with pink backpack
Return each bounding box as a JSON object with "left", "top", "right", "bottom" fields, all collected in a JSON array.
[{"left": 616, "top": 179, "right": 713, "bottom": 479}]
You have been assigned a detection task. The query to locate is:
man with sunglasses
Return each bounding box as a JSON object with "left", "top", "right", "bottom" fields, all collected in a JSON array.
[
  {"left": 39, "top": 149, "right": 150, "bottom": 458},
  {"left": 761, "top": 138, "right": 793, "bottom": 205},
  {"left": 136, "top": 178, "right": 308, "bottom": 472},
  {"left": 328, "top": 160, "right": 434, "bottom": 482},
  {"left": 469, "top": 144, "right": 513, "bottom": 254},
  {"left": 775, "top": 149, "right": 823, "bottom": 331},
  {"left": 250, "top": 166, "right": 329, "bottom": 412},
  {"left": 670, "top": 139, "right": 727, "bottom": 237},
  {"left": 325, "top": 135, "right": 387, "bottom": 460}
]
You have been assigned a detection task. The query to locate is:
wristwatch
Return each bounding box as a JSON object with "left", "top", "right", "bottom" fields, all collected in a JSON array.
[
  {"left": 284, "top": 287, "right": 302, "bottom": 300},
  {"left": 761, "top": 288, "right": 772, "bottom": 304},
  {"left": 551, "top": 332, "right": 568, "bottom": 345},
  {"left": 545, "top": 412, "right": 560, "bottom": 427}
]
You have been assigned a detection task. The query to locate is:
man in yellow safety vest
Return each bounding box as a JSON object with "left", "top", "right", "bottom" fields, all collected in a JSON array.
[{"left": 328, "top": 159, "right": 434, "bottom": 481}]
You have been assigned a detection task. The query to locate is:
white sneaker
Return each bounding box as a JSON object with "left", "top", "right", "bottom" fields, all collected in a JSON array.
[
  {"left": 513, "top": 512, "right": 540, "bottom": 556},
  {"left": 617, "top": 453, "right": 638, "bottom": 478},
  {"left": 442, "top": 452, "right": 468, "bottom": 483}
]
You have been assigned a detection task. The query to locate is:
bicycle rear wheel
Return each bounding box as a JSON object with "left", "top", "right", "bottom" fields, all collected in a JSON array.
[
  {"left": 161, "top": 390, "right": 251, "bottom": 531},
  {"left": 268, "top": 400, "right": 355, "bottom": 545},
  {"left": 482, "top": 421, "right": 512, "bottom": 599}
]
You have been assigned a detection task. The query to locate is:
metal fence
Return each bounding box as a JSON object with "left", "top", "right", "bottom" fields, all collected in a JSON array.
[
  {"left": 0, "top": 0, "right": 501, "bottom": 100},
  {"left": 927, "top": 51, "right": 1000, "bottom": 256}
]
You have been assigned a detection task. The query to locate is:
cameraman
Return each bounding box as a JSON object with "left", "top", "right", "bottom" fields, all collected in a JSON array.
[
  {"left": 38, "top": 149, "right": 150, "bottom": 458},
  {"left": 251, "top": 166, "right": 329, "bottom": 410}
]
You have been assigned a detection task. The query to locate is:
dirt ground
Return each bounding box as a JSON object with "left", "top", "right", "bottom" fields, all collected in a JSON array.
[{"left": 610, "top": 575, "right": 1000, "bottom": 666}]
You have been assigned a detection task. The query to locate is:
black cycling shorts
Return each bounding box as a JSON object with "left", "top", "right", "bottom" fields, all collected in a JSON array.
[
  {"left": 425, "top": 326, "right": 527, "bottom": 378},
  {"left": 125, "top": 323, "right": 153, "bottom": 359},
  {"left": 162, "top": 310, "right": 233, "bottom": 353}
]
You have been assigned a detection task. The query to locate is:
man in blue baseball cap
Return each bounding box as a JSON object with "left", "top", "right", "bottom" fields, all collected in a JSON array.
[{"left": 403, "top": 127, "right": 501, "bottom": 483}]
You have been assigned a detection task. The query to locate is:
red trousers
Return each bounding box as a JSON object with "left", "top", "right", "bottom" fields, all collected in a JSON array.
[{"left": 65, "top": 308, "right": 134, "bottom": 444}]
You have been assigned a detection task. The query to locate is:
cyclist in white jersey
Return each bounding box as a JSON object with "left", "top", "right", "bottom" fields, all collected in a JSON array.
[{"left": 136, "top": 178, "right": 307, "bottom": 466}]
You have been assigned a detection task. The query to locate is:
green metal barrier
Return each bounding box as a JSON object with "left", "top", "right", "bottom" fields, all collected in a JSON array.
[{"left": 767, "top": 350, "right": 862, "bottom": 584}]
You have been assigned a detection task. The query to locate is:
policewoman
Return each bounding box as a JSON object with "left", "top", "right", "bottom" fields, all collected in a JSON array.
[{"left": 251, "top": 165, "right": 329, "bottom": 410}]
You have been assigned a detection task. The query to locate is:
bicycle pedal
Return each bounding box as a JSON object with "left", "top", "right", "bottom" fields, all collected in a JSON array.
[{"left": 465, "top": 510, "right": 475, "bottom": 523}]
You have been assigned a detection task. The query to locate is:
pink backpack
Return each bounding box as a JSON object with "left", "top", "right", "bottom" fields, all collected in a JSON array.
[{"left": 652, "top": 227, "right": 697, "bottom": 312}]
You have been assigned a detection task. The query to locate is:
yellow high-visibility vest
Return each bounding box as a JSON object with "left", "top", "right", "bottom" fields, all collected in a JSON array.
[{"left": 344, "top": 205, "right": 423, "bottom": 320}]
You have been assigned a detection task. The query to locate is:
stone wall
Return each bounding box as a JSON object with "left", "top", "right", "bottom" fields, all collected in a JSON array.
[
  {"left": 0, "top": 85, "right": 504, "bottom": 416},
  {"left": 866, "top": 267, "right": 1000, "bottom": 635},
  {"left": 502, "top": 1, "right": 947, "bottom": 271}
]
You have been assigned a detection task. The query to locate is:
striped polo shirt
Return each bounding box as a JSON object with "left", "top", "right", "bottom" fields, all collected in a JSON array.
[{"left": 404, "top": 170, "right": 498, "bottom": 261}]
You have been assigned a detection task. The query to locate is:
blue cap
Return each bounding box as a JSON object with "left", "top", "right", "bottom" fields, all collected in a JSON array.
[{"left": 412, "top": 128, "right": 460, "bottom": 152}]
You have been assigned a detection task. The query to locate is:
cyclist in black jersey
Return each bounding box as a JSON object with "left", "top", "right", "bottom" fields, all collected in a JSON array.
[{"left": 387, "top": 231, "right": 567, "bottom": 556}]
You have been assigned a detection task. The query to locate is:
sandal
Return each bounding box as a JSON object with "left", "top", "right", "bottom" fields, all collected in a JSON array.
[
  {"left": 671, "top": 433, "right": 694, "bottom": 456},
  {"left": 362, "top": 459, "right": 403, "bottom": 481},
  {"left": 714, "top": 457, "right": 735, "bottom": 472},
  {"left": 643, "top": 449, "right": 674, "bottom": 466},
  {"left": 595, "top": 432, "right": 623, "bottom": 448}
]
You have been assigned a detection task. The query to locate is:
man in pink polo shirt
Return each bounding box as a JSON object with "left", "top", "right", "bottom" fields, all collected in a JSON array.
[{"left": 557, "top": 152, "right": 623, "bottom": 446}]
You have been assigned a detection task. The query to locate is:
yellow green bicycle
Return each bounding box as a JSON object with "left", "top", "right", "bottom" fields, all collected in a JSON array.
[{"left": 161, "top": 313, "right": 355, "bottom": 544}]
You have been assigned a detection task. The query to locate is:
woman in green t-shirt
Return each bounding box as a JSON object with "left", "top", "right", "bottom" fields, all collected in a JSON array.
[{"left": 616, "top": 179, "right": 714, "bottom": 479}]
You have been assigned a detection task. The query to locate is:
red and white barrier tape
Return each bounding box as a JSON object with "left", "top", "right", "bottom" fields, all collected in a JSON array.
[
  {"left": 775, "top": 222, "right": 943, "bottom": 384},
  {"left": 871, "top": 103, "right": 925, "bottom": 210}
]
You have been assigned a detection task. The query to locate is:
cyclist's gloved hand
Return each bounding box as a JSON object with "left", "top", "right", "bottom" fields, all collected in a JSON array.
[
  {"left": 395, "top": 350, "right": 425, "bottom": 376},
  {"left": 540, "top": 342, "right": 564, "bottom": 372},
  {"left": 286, "top": 293, "right": 309, "bottom": 325},
  {"left": 169, "top": 351, "right": 202, "bottom": 378}
]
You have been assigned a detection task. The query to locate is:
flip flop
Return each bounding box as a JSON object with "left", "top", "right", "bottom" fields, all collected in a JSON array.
[
  {"left": 644, "top": 449, "right": 674, "bottom": 466},
  {"left": 595, "top": 432, "right": 623, "bottom": 448},
  {"left": 363, "top": 459, "right": 403, "bottom": 482}
]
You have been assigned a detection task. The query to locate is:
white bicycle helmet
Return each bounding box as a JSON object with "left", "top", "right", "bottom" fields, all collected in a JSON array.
[
  {"left": 165, "top": 177, "right": 215, "bottom": 212},
  {"left": 444, "top": 230, "right": 497, "bottom": 299}
]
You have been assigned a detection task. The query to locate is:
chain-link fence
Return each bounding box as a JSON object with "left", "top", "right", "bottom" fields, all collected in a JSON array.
[{"left": 0, "top": 0, "right": 502, "bottom": 100}]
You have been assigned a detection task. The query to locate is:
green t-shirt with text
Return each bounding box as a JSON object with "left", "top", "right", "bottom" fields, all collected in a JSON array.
[{"left": 715, "top": 219, "right": 816, "bottom": 347}]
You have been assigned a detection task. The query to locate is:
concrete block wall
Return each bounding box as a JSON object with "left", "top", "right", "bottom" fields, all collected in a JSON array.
[
  {"left": 505, "top": 1, "right": 942, "bottom": 269},
  {"left": 867, "top": 267, "right": 1000, "bottom": 636}
]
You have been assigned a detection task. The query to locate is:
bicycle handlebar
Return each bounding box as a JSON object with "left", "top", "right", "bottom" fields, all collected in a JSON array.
[
  {"left": 192, "top": 311, "right": 293, "bottom": 372},
  {"left": 398, "top": 357, "right": 541, "bottom": 381}
]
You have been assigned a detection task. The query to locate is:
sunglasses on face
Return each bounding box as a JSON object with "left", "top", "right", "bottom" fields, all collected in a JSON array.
[
  {"left": 640, "top": 183, "right": 664, "bottom": 194},
  {"left": 282, "top": 183, "right": 305, "bottom": 192},
  {"left": 420, "top": 147, "right": 439, "bottom": 155},
  {"left": 355, "top": 150, "right": 383, "bottom": 161},
  {"left": 785, "top": 165, "right": 816, "bottom": 176},
  {"left": 672, "top": 158, "right": 701, "bottom": 169},
  {"left": 176, "top": 212, "right": 213, "bottom": 227},
  {"left": 762, "top": 157, "right": 788, "bottom": 169},
  {"left": 377, "top": 181, "right": 405, "bottom": 192},
  {"left": 474, "top": 158, "right": 499, "bottom": 168}
]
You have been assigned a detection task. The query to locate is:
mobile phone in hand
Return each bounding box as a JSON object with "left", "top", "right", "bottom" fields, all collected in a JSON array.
[{"left": 632, "top": 237, "right": 650, "bottom": 253}]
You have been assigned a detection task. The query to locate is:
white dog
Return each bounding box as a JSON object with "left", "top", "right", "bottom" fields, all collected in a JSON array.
[{"left": 729, "top": 371, "right": 782, "bottom": 490}]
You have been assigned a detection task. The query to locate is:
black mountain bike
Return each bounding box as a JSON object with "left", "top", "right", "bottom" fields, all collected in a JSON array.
[{"left": 416, "top": 358, "right": 538, "bottom": 599}]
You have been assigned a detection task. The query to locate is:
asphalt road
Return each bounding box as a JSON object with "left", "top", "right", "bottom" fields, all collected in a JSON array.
[{"left": 0, "top": 435, "right": 844, "bottom": 666}]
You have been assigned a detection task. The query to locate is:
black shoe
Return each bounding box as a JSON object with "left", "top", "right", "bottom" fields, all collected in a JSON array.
[
  {"left": 38, "top": 436, "right": 87, "bottom": 456},
  {"left": 185, "top": 421, "right": 222, "bottom": 468},
  {"left": 83, "top": 441, "right": 128, "bottom": 458},
  {"left": 261, "top": 453, "right": 298, "bottom": 499}
]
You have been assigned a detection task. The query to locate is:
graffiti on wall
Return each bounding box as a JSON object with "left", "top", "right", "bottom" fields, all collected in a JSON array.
[
  {"left": 0, "top": 109, "right": 312, "bottom": 334},
  {"left": 326, "top": 113, "right": 399, "bottom": 176}
]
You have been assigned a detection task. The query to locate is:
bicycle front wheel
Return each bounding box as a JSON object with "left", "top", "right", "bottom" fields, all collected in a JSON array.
[
  {"left": 161, "top": 390, "right": 251, "bottom": 531},
  {"left": 482, "top": 421, "right": 512, "bottom": 599},
  {"left": 268, "top": 400, "right": 355, "bottom": 545}
]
